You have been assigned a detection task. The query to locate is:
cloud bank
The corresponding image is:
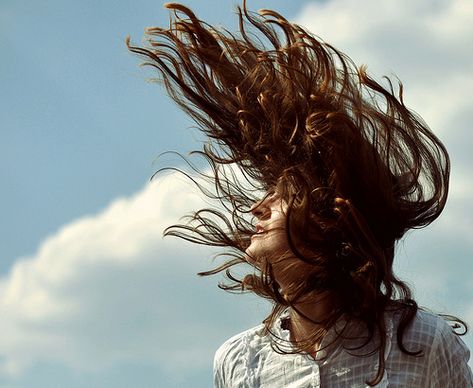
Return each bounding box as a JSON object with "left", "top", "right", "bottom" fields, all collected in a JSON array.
[
  {"left": 296, "top": 0, "right": 473, "bottom": 132},
  {"left": 0, "top": 173, "right": 261, "bottom": 380}
]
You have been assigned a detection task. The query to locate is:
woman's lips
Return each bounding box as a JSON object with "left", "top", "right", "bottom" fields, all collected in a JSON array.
[{"left": 250, "top": 223, "right": 267, "bottom": 240}]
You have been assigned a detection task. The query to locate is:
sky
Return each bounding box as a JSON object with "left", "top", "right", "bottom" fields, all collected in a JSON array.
[{"left": 1, "top": 0, "right": 472, "bottom": 387}]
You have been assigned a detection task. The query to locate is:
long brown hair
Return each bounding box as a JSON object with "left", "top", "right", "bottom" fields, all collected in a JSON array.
[{"left": 127, "top": 2, "right": 466, "bottom": 385}]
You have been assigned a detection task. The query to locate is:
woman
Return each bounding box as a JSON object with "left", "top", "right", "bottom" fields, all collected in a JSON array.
[{"left": 128, "top": 2, "right": 473, "bottom": 386}]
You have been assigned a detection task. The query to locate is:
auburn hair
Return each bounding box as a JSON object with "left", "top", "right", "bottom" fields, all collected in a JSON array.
[{"left": 127, "top": 2, "right": 466, "bottom": 385}]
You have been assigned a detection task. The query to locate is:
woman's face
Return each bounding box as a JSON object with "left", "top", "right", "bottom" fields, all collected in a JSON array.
[
  {"left": 245, "top": 191, "right": 289, "bottom": 263},
  {"left": 246, "top": 191, "right": 320, "bottom": 301}
]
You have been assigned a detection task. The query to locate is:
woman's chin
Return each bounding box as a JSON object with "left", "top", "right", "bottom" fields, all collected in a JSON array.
[
  {"left": 244, "top": 249, "right": 258, "bottom": 265},
  {"left": 245, "top": 244, "right": 267, "bottom": 267}
]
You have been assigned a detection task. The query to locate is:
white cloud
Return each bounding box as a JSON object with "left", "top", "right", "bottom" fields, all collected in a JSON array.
[
  {"left": 0, "top": 172, "right": 267, "bottom": 380},
  {"left": 294, "top": 0, "right": 473, "bottom": 132}
]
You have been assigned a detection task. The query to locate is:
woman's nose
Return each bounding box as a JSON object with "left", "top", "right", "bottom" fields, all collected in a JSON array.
[{"left": 250, "top": 200, "right": 269, "bottom": 219}]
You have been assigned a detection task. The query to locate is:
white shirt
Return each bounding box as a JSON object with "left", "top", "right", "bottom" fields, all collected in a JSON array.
[{"left": 214, "top": 309, "right": 473, "bottom": 387}]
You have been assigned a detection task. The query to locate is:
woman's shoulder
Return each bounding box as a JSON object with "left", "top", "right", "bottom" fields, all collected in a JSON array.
[
  {"left": 213, "top": 323, "right": 269, "bottom": 387},
  {"left": 214, "top": 323, "right": 267, "bottom": 364},
  {"left": 386, "top": 308, "right": 473, "bottom": 387},
  {"left": 389, "top": 308, "right": 461, "bottom": 347},
  {"left": 407, "top": 309, "right": 470, "bottom": 360}
]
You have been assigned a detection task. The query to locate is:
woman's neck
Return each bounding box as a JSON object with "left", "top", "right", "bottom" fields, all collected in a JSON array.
[{"left": 286, "top": 292, "right": 333, "bottom": 355}]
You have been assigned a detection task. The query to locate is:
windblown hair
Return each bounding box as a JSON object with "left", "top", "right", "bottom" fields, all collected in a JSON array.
[{"left": 127, "top": 2, "right": 466, "bottom": 385}]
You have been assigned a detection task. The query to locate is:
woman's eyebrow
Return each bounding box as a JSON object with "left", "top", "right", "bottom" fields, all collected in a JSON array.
[{"left": 262, "top": 189, "right": 277, "bottom": 202}]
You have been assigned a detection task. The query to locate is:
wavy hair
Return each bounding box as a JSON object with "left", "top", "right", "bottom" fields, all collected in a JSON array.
[{"left": 127, "top": 2, "right": 466, "bottom": 385}]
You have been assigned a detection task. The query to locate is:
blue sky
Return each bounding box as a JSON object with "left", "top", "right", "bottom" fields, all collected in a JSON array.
[{"left": 1, "top": 0, "right": 472, "bottom": 387}]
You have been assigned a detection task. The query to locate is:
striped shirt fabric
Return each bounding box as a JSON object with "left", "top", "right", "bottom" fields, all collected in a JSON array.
[{"left": 214, "top": 309, "right": 473, "bottom": 387}]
